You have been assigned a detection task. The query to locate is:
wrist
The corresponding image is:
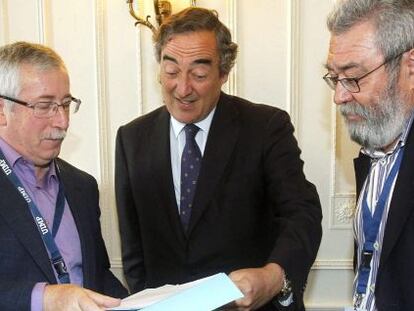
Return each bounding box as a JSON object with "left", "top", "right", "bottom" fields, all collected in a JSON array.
[{"left": 263, "top": 263, "right": 284, "bottom": 295}]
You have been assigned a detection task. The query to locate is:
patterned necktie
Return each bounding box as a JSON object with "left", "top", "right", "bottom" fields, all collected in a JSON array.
[{"left": 180, "top": 124, "right": 202, "bottom": 231}]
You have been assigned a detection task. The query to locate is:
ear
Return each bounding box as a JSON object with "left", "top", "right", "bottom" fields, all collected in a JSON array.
[
  {"left": 0, "top": 99, "right": 8, "bottom": 126},
  {"left": 220, "top": 72, "right": 229, "bottom": 85},
  {"left": 404, "top": 49, "right": 414, "bottom": 90},
  {"left": 406, "top": 48, "right": 414, "bottom": 67}
]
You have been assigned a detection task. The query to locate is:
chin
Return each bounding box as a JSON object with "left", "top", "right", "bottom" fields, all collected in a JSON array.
[{"left": 43, "top": 151, "right": 60, "bottom": 162}]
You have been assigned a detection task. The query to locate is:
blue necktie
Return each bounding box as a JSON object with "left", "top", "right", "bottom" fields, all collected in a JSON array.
[{"left": 180, "top": 124, "right": 202, "bottom": 231}]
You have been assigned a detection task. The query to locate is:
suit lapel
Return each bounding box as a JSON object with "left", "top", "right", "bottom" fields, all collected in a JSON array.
[
  {"left": 150, "top": 108, "right": 187, "bottom": 243},
  {"left": 380, "top": 127, "right": 414, "bottom": 266},
  {"left": 353, "top": 152, "right": 370, "bottom": 195},
  {"left": 0, "top": 171, "right": 56, "bottom": 283},
  {"left": 188, "top": 93, "right": 240, "bottom": 235}
]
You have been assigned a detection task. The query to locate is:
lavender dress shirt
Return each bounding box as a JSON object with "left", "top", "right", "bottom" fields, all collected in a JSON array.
[{"left": 0, "top": 138, "right": 83, "bottom": 311}]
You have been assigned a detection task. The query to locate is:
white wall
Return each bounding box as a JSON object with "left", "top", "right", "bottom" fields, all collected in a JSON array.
[{"left": 0, "top": 0, "right": 360, "bottom": 309}]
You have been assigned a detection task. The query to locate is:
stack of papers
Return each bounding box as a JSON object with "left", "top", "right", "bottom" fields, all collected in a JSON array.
[{"left": 109, "top": 273, "right": 243, "bottom": 311}]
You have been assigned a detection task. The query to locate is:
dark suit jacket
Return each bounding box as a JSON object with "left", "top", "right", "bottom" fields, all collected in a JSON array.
[
  {"left": 0, "top": 158, "right": 127, "bottom": 311},
  {"left": 115, "top": 92, "right": 322, "bottom": 310},
  {"left": 354, "top": 122, "right": 414, "bottom": 311}
]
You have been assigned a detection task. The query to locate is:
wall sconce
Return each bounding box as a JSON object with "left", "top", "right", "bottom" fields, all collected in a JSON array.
[{"left": 127, "top": 0, "right": 197, "bottom": 33}]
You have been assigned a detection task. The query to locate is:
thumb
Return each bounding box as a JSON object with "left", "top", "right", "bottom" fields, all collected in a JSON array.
[{"left": 84, "top": 289, "right": 122, "bottom": 308}]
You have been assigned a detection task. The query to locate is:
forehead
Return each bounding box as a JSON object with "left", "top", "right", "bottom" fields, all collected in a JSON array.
[
  {"left": 327, "top": 21, "right": 383, "bottom": 71},
  {"left": 161, "top": 31, "right": 219, "bottom": 63},
  {"left": 19, "top": 63, "right": 68, "bottom": 83},
  {"left": 18, "top": 64, "right": 69, "bottom": 96}
]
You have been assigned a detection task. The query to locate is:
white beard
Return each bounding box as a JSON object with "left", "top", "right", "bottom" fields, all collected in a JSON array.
[{"left": 340, "top": 79, "right": 410, "bottom": 151}]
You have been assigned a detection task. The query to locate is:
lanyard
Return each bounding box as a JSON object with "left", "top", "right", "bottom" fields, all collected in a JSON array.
[
  {"left": 356, "top": 147, "right": 404, "bottom": 301},
  {"left": 0, "top": 149, "right": 70, "bottom": 284}
]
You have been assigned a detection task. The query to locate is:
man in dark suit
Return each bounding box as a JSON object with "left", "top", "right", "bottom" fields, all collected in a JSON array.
[
  {"left": 324, "top": 1, "right": 414, "bottom": 310},
  {"left": 116, "top": 8, "right": 322, "bottom": 311},
  {"left": 0, "top": 41, "right": 127, "bottom": 311}
]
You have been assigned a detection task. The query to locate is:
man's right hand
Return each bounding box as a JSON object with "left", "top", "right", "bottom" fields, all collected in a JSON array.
[{"left": 43, "top": 284, "right": 121, "bottom": 311}]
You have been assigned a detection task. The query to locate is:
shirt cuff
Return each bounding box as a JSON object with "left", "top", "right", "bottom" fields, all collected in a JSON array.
[
  {"left": 31, "top": 282, "right": 47, "bottom": 311},
  {"left": 278, "top": 292, "right": 294, "bottom": 307}
]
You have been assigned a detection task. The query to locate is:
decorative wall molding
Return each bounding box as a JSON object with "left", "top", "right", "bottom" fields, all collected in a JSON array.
[
  {"left": 135, "top": 1, "right": 145, "bottom": 116},
  {"left": 312, "top": 259, "right": 353, "bottom": 271},
  {"left": 329, "top": 91, "right": 356, "bottom": 230},
  {"left": 330, "top": 99, "right": 337, "bottom": 202},
  {"left": 329, "top": 97, "right": 355, "bottom": 230},
  {"left": 111, "top": 257, "right": 123, "bottom": 269},
  {"left": 110, "top": 258, "right": 354, "bottom": 271},
  {"left": 0, "top": 1, "right": 9, "bottom": 45},
  {"left": 286, "top": 0, "right": 300, "bottom": 128},
  {"left": 94, "top": 0, "right": 114, "bottom": 250},
  {"left": 136, "top": 27, "right": 145, "bottom": 116},
  {"left": 225, "top": 0, "right": 237, "bottom": 96},
  {"left": 36, "top": 0, "right": 47, "bottom": 44},
  {"left": 331, "top": 193, "right": 356, "bottom": 229}
]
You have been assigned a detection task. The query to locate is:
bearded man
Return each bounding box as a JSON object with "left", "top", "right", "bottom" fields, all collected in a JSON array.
[{"left": 324, "top": 0, "right": 414, "bottom": 310}]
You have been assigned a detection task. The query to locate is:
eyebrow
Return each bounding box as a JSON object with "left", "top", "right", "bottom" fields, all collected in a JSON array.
[
  {"left": 34, "top": 94, "right": 73, "bottom": 101},
  {"left": 193, "top": 59, "right": 212, "bottom": 65},
  {"left": 162, "top": 55, "right": 178, "bottom": 63},
  {"left": 324, "top": 62, "right": 364, "bottom": 73},
  {"left": 162, "top": 54, "right": 213, "bottom": 66}
]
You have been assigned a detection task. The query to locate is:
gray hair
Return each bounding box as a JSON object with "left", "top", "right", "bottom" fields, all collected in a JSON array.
[
  {"left": 153, "top": 7, "right": 238, "bottom": 75},
  {"left": 0, "top": 41, "right": 67, "bottom": 110},
  {"left": 327, "top": 0, "right": 414, "bottom": 74}
]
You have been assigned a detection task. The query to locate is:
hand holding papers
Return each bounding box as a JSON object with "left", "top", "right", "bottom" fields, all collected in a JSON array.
[{"left": 109, "top": 273, "right": 243, "bottom": 311}]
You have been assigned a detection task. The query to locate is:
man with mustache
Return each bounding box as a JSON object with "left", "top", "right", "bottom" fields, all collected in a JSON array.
[
  {"left": 115, "top": 7, "right": 322, "bottom": 311},
  {"left": 0, "top": 41, "right": 127, "bottom": 311},
  {"left": 324, "top": 0, "right": 414, "bottom": 310}
]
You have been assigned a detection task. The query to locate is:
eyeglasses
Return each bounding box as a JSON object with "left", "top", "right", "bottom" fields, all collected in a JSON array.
[
  {"left": 0, "top": 94, "right": 81, "bottom": 118},
  {"left": 323, "top": 51, "right": 405, "bottom": 93}
]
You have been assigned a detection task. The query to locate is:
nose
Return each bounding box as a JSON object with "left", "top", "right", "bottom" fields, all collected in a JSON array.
[
  {"left": 52, "top": 105, "right": 70, "bottom": 130},
  {"left": 175, "top": 74, "right": 192, "bottom": 98},
  {"left": 333, "top": 82, "right": 354, "bottom": 106}
]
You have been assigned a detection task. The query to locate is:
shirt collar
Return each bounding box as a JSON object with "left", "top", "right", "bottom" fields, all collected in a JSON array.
[
  {"left": 0, "top": 137, "right": 57, "bottom": 184},
  {"left": 361, "top": 110, "right": 414, "bottom": 159},
  {"left": 170, "top": 106, "right": 217, "bottom": 138}
]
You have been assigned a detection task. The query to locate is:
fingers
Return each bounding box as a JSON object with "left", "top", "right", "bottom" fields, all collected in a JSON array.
[
  {"left": 228, "top": 264, "right": 285, "bottom": 310},
  {"left": 228, "top": 271, "right": 255, "bottom": 310},
  {"left": 84, "top": 288, "right": 122, "bottom": 308},
  {"left": 76, "top": 296, "right": 106, "bottom": 311},
  {"left": 44, "top": 284, "right": 121, "bottom": 311}
]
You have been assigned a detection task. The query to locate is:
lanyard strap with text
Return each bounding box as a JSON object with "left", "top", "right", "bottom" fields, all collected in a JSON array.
[
  {"left": 356, "top": 146, "right": 405, "bottom": 297},
  {"left": 0, "top": 149, "right": 70, "bottom": 284}
]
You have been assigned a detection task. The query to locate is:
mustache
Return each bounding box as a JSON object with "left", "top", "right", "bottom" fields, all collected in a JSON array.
[
  {"left": 41, "top": 130, "right": 66, "bottom": 140},
  {"left": 339, "top": 101, "right": 371, "bottom": 119}
]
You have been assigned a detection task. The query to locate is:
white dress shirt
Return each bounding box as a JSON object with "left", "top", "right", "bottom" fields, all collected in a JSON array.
[{"left": 170, "top": 107, "right": 216, "bottom": 211}]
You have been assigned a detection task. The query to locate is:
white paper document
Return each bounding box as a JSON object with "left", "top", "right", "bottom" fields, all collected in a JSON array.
[{"left": 109, "top": 273, "right": 243, "bottom": 311}]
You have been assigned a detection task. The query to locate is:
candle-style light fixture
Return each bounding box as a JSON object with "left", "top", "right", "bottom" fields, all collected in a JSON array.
[{"left": 127, "top": 0, "right": 197, "bottom": 33}]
